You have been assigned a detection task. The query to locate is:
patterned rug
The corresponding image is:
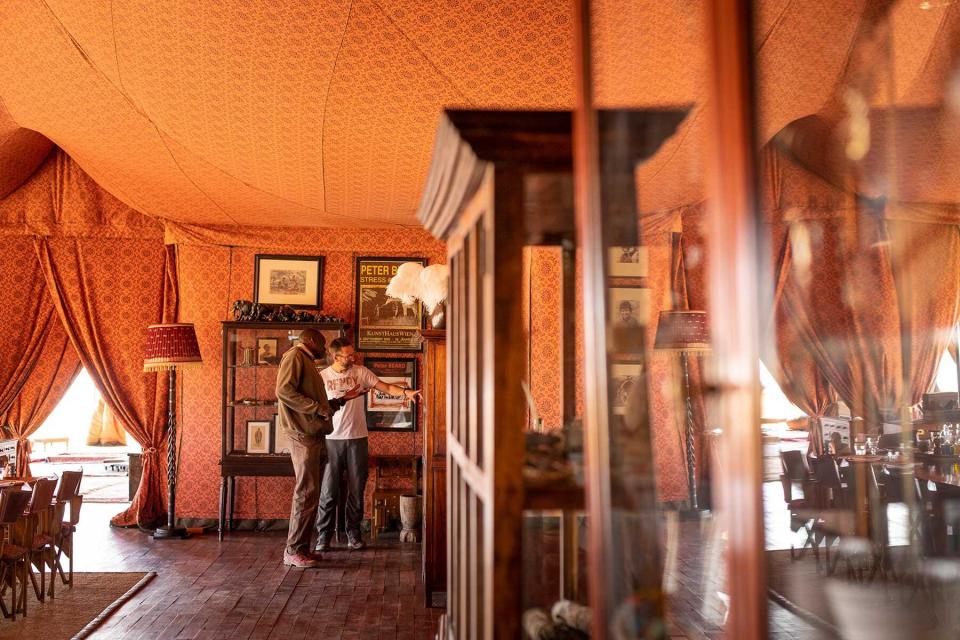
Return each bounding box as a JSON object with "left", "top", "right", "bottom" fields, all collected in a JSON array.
[{"left": 0, "top": 571, "right": 154, "bottom": 639}]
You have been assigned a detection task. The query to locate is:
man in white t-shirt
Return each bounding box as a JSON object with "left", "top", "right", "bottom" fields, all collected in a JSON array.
[{"left": 315, "top": 337, "right": 421, "bottom": 550}]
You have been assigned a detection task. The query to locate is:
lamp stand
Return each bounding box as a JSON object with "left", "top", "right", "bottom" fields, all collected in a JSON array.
[
  {"left": 679, "top": 352, "right": 708, "bottom": 519},
  {"left": 154, "top": 368, "right": 189, "bottom": 539}
]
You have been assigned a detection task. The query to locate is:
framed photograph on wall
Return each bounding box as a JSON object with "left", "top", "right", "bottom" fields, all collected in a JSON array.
[
  {"left": 364, "top": 357, "right": 418, "bottom": 432},
  {"left": 608, "top": 246, "right": 648, "bottom": 278},
  {"left": 354, "top": 256, "right": 426, "bottom": 352},
  {"left": 254, "top": 254, "right": 324, "bottom": 309},
  {"left": 611, "top": 364, "right": 643, "bottom": 415},
  {"left": 608, "top": 287, "right": 650, "bottom": 354},
  {"left": 256, "top": 337, "right": 280, "bottom": 365},
  {"left": 245, "top": 419, "right": 272, "bottom": 454},
  {"left": 272, "top": 414, "right": 292, "bottom": 454}
]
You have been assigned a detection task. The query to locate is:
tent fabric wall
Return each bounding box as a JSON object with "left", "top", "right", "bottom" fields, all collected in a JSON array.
[
  {"left": 175, "top": 233, "right": 446, "bottom": 521},
  {"left": 35, "top": 237, "right": 178, "bottom": 527}
]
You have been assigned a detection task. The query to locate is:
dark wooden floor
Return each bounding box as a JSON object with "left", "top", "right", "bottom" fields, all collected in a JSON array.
[
  {"left": 55, "top": 488, "right": 828, "bottom": 640},
  {"left": 70, "top": 504, "right": 442, "bottom": 639}
]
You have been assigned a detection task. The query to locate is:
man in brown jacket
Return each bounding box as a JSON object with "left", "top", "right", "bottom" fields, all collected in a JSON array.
[{"left": 276, "top": 328, "right": 358, "bottom": 568}]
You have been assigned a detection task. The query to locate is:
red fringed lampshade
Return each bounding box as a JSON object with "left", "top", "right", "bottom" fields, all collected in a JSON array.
[
  {"left": 653, "top": 310, "right": 711, "bottom": 352},
  {"left": 143, "top": 323, "right": 203, "bottom": 371}
]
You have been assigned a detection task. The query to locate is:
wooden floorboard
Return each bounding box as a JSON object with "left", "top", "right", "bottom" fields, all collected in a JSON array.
[
  {"left": 58, "top": 504, "right": 441, "bottom": 639},
  {"left": 19, "top": 488, "right": 834, "bottom": 640}
]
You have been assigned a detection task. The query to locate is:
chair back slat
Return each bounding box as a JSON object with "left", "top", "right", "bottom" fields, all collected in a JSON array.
[
  {"left": 68, "top": 494, "right": 84, "bottom": 526},
  {"left": 0, "top": 489, "right": 32, "bottom": 526},
  {"left": 780, "top": 450, "right": 809, "bottom": 481},
  {"left": 55, "top": 470, "right": 83, "bottom": 501},
  {"left": 27, "top": 477, "right": 57, "bottom": 514}
]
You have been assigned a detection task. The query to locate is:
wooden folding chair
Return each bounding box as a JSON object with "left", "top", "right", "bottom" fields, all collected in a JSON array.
[
  {"left": 53, "top": 470, "right": 83, "bottom": 588},
  {"left": 9, "top": 477, "right": 58, "bottom": 604},
  {"left": 0, "top": 489, "right": 33, "bottom": 620}
]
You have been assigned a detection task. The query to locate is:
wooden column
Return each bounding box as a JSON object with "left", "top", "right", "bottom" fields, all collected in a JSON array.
[
  {"left": 422, "top": 329, "right": 448, "bottom": 608},
  {"left": 703, "top": 0, "right": 767, "bottom": 638}
]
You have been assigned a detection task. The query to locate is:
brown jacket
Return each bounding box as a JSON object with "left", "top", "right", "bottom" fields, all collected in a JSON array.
[{"left": 275, "top": 345, "right": 334, "bottom": 438}]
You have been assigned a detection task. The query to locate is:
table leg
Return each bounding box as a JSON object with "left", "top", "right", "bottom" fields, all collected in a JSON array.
[
  {"left": 560, "top": 511, "right": 578, "bottom": 600},
  {"left": 219, "top": 477, "right": 227, "bottom": 541},
  {"left": 228, "top": 477, "right": 236, "bottom": 530}
]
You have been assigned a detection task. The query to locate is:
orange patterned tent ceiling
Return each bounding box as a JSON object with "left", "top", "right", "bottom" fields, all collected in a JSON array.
[{"left": 0, "top": 1, "right": 956, "bottom": 229}]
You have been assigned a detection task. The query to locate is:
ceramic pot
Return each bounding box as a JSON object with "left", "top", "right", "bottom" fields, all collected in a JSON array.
[{"left": 399, "top": 494, "right": 422, "bottom": 542}]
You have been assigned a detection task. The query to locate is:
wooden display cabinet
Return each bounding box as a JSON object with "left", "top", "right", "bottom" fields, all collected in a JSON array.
[
  {"left": 417, "top": 109, "right": 686, "bottom": 638},
  {"left": 218, "top": 320, "right": 346, "bottom": 540}
]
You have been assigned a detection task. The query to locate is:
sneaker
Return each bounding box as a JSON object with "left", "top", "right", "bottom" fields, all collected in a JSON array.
[
  {"left": 347, "top": 538, "right": 366, "bottom": 551},
  {"left": 314, "top": 539, "right": 330, "bottom": 552},
  {"left": 283, "top": 551, "right": 320, "bottom": 568}
]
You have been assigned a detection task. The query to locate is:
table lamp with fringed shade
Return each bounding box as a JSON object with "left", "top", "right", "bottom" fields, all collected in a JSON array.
[
  {"left": 144, "top": 323, "right": 202, "bottom": 539},
  {"left": 654, "top": 310, "right": 710, "bottom": 514}
]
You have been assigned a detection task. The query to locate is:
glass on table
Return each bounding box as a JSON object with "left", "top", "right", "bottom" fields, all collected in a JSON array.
[{"left": 853, "top": 434, "right": 867, "bottom": 456}]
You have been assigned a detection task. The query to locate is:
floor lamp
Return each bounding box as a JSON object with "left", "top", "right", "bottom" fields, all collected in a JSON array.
[
  {"left": 144, "top": 323, "right": 202, "bottom": 539},
  {"left": 654, "top": 310, "right": 710, "bottom": 513}
]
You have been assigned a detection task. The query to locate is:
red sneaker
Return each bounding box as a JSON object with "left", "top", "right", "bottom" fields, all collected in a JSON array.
[{"left": 283, "top": 551, "right": 320, "bottom": 568}]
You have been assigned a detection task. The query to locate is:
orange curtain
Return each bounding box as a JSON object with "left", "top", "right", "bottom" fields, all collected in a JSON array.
[
  {"left": 766, "top": 235, "right": 836, "bottom": 455},
  {"left": 774, "top": 213, "right": 960, "bottom": 432},
  {"left": 35, "top": 237, "right": 178, "bottom": 527},
  {"left": 0, "top": 325, "right": 81, "bottom": 476},
  {"left": 0, "top": 238, "right": 81, "bottom": 473}
]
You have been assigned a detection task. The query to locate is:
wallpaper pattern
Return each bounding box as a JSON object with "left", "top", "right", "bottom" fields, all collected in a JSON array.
[{"left": 176, "top": 232, "right": 445, "bottom": 520}]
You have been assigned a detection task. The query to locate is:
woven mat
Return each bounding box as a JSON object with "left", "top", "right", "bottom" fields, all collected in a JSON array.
[{"left": 0, "top": 571, "right": 154, "bottom": 639}]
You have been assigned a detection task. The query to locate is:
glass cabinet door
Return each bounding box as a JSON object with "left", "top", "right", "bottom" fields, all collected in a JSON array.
[{"left": 222, "top": 324, "right": 341, "bottom": 457}]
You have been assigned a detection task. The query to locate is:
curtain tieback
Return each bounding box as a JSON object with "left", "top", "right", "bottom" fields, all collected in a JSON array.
[
  {"left": 16, "top": 437, "right": 31, "bottom": 453},
  {"left": 143, "top": 447, "right": 159, "bottom": 457}
]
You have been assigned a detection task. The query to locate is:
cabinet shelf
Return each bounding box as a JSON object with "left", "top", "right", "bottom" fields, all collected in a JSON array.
[
  {"left": 523, "top": 479, "right": 585, "bottom": 511},
  {"left": 219, "top": 320, "right": 348, "bottom": 540}
]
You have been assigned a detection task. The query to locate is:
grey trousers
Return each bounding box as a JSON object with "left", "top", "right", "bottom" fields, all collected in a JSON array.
[
  {"left": 316, "top": 437, "right": 369, "bottom": 542},
  {"left": 285, "top": 431, "right": 327, "bottom": 555}
]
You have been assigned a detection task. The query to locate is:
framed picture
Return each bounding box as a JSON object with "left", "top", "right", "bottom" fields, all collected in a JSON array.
[
  {"left": 608, "top": 287, "right": 650, "bottom": 354},
  {"left": 256, "top": 337, "right": 280, "bottom": 365},
  {"left": 354, "top": 257, "right": 426, "bottom": 352},
  {"left": 364, "top": 358, "right": 418, "bottom": 432},
  {"left": 245, "top": 420, "right": 272, "bottom": 454},
  {"left": 608, "top": 246, "right": 648, "bottom": 278},
  {"left": 254, "top": 254, "right": 324, "bottom": 309},
  {"left": 272, "top": 414, "right": 292, "bottom": 454},
  {"left": 611, "top": 364, "right": 643, "bottom": 415}
]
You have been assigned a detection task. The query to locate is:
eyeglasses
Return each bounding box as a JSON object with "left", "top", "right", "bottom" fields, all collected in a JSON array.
[{"left": 335, "top": 352, "right": 356, "bottom": 360}]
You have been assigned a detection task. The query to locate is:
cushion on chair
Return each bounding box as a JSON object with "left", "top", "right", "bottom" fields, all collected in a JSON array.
[{"left": 32, "top": 533, "right": 54, "bottom": 549}]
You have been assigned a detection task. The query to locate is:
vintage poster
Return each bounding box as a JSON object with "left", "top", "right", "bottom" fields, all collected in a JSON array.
[
  {"left": 355, "top": 257, "right": 426, "bottom": 351},
  {"left": 364, "top": 358, "right": 418, "bottom": 432}
]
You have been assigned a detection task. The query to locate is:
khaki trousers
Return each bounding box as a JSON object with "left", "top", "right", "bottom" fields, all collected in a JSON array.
[{"left": 285, "top": 430, "right": 327, "bottom": 555}]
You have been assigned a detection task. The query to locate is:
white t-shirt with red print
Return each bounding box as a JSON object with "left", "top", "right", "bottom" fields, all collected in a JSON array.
[{"left": 320, "top": 365, "right": 380, "bottom": 440}]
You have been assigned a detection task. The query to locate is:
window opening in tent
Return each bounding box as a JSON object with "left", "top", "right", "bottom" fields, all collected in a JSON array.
[
  {"left": 933, "top": 348, "right": 959, "bottom": 393},
  {"left": 29, "top": 368, "right": 138, "bottom": 504}
]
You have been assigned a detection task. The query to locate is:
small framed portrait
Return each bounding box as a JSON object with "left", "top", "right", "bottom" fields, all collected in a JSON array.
[
  {"left": 608, "top": 246, "right": 648, "bottom": 278},
  {"left": 272, "top": 414, "right": 292, "bottom": 454},
  {"left": 256, "top": 337, "right": 280, "bottom": 365},
  {"left": 254, "top": 254, "right": 324, "bottom": 309},
  {"left": 611, "top": 364, "right": 643, "bottom": 415},
  {"left": 608, "top": 287, "right": 649, "bottom": 353},
  {"left": 364, "top": 358, "right": 418, "bottom": 432},
  {"left": 245, "top": 420, "right": 272, "bottom": 454}
]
